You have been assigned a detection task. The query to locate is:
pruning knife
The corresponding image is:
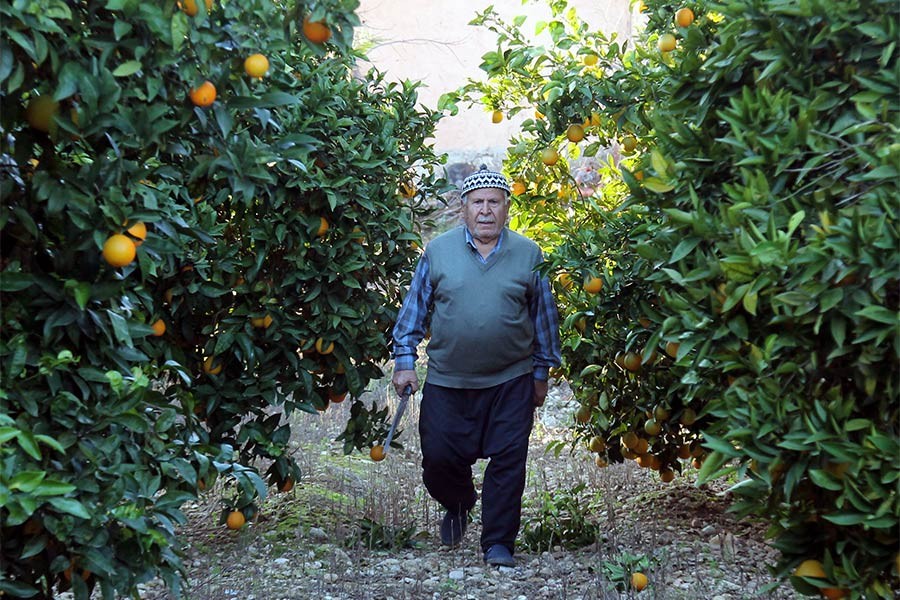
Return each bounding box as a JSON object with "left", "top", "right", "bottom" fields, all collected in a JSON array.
[{"left": 383, "top": 385, "right": 412, "bottom": 455}]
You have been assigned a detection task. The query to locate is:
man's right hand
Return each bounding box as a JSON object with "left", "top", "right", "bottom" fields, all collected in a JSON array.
[{"left": 392, "top": 370, "right": 419, "bottom": 397}]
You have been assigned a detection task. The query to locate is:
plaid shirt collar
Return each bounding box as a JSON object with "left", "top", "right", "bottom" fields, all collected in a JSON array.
[{"left": 464, "top": 226, "right": 505, "bottom": 261}]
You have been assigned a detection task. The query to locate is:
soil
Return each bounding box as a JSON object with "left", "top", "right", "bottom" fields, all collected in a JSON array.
[{"left": 131, "top": 383, "right": 802, "bottom": 600}]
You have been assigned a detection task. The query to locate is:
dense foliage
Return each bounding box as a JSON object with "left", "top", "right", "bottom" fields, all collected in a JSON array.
[
  {"left": 0, "top": 0, "right": 445, "bottom": 596},
  {"left": 442, "top": 0, "right": 898, "bottom": 596}
]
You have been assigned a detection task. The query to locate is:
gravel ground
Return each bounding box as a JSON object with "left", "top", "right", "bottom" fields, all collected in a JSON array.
[{"left": 133, "top": 383, "right": 801, "bottom": 600}]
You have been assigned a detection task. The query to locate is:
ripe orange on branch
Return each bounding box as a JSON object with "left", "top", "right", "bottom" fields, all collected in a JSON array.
[
  {"left": 370, "top": 444, "right": 386, "bottom": 462},
  {"left": 180, "top": 0, "right": 212, "bottom": 16},
  {"left": 126, "top": 221, "right": 147, "bottom": 246},
  {"left": 25, "top": 95, "right": 60, "bottom": 133},
  {"left": 189, "top": 81, "right": 217, "bottom": 107},
  {"left": 102, "top": 234, "right": 136, "bottom": 267},
  {"left": 202, "top": 356, "right": 223, "bottom": 375},
  {"left": 658, "top": 33, "right": 677, "bottom": 52},
  {"left": 540, "top": 147, "right": 559, "bottom": 166},
  {"left": 566, "top": 123, "right": 585, "bottom": 142},
  {"left": 151, "top": 319, "right": 166, "bottom": 336},
  {"left": 675, "top": 7, "right": 695, "bottom": 27},
  {"left": 315, "top": 337, "right": 335, "bottom": 355},
  {"left": 303, "top": 17, "right": 332, "bottom": 44},
  {"left": 244, "top": 54, "right": 269, "bottom": 78},
  {"left": 491, "top": 110, "right": 504, "bottom": 123},
  {"left": 583, "top": 276, "right": 603, "bottom": 293},
  {"left": 225, "top": 510, "right": 245, "bottom": 530}
]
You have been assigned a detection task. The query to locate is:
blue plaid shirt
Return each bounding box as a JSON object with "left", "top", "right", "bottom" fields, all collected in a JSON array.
[{"left": 392, "top": 227, "right": 561, "bottom": 381}]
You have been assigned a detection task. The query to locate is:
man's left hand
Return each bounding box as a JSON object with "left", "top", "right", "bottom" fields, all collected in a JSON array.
[{"left": 533, "top": 379, "right": 549, "bottom": 407}]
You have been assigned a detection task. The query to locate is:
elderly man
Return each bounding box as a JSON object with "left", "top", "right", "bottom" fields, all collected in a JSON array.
[{"left": 391, "top": 165, "right": 561, "bottom": 567}]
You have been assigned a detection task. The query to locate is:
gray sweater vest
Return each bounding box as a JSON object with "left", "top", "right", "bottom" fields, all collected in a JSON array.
[{"left": 424, "top": 226, "right": 541, "bottom": 389}]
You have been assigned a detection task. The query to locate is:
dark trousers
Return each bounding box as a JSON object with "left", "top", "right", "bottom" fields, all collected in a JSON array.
[{"left": 419, "top": 372, "right": 535, "bottom": 554}]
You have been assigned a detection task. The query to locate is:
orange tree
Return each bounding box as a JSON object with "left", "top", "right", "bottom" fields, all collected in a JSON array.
[
  {"left": 442, "top": 0, "right": 898, "bottom": 596},
  {"left": 1, "top": 0, "right": 445, "bottom": 596}
]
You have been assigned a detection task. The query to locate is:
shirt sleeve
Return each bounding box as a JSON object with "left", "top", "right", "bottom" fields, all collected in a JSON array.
[
  {"left": 392, "top": 253, "right": 433, "bottom": 372},
  {"left": 529, "top": 268, "right": 562, "bottom": 381}
]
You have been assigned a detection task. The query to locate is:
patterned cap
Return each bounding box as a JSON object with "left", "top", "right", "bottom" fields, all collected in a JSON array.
[{"left": 460, "top": 165, "right": 511, "bottom": 198}]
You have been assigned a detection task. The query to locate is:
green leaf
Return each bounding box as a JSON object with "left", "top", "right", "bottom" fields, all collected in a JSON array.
[
  {"left": 107, "top": 310, "right": 134, "bottom": 347},
  {"left": 854, "top": 305, "right": 897, "bottom": 325},
  {"left": 642, "top": 177, "right": 674, "bottom": 193},
  {"left": 742, "top": 290, "right": 758, "bottom": 315},
  {"left": 17, "top": 431, "right": 41, "bottom": 460},
  {"left": 48, "top": 497, "right": 91, "bottom": 519},
  {"left": 32, "top": 479, "right": 78, "bottom": 496},
  {"left": 112, "top": 60, "right": 142, "bottom": 77},
  {"left": 9, "top": 471, "right": 46, "bottom": 493}
]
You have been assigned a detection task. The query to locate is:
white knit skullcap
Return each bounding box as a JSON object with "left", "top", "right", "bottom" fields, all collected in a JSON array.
[{"left": 460, "top": 165, "right": 511, "bottom": 198}]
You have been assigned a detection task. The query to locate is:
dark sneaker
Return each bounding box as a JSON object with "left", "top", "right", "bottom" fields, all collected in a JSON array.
[
  {"left": 440, "top": 509, "right": 467, "bottom": 547},
  {"left": 483, "top": 544, "right": 516, "bottom": 567}
]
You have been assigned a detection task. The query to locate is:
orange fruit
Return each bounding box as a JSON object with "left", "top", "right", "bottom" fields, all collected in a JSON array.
[
  {"left": 566, "top": 123, "right": 585, "bottom": 143},
  {"left": 644, "top": 419, "right": 661, "bottom": 436},
  {"left": 594, "top": 456, "right": 608, "bottom": 468},
  {"left": 638, "top": 317, "right": 652, "bottom": 328},
  {"left": 540, "top": 147, "right": 559, "bottom": 166},
  {"left": 623, "top": 352, "right": 642, "bottom": 372},
  {"left": 151, "top": 319, "right": 166, "bottom": 337},
  {"left": 180, "top": 0, "right": 211, "bottom": 16},
  {"left": 665, "top": 341, "right": 680, "bottom": 358},
  {"left": 25, "top": 95, "right": 60, "bottom": 133},
  {"left": 126, "top": 221, "right": 147, "bottom": 246},
  {"left": 511, "top": 181, "right": 527, "bottom": 196},
  {"left": 621, "top": 431, "right": 639, "bottom": 449},
  {"left": 574, "top": 405, "right": 592, "bottom": 424},
  {"left": 675, "top": 7, "right": 695, "bottom": 27},
  {"left": 658, "top": 33, "right": 677, "bottom": 52},
  {"left": 400, "top": 180, "right": 417, "bottom": 198},
  {"left": 583, "top": 276, "right": 603, "bottom": 293},
  {"left": 622, "top": 135, "right": 638, "bottom": 153},
  {"left": 821, "top": 589, "right": 848, "bottom": 600},
  {"left": 250, "top": 314, "right": 273, "bottom": 329},
  {"left": 328, "top": 388, "right": 347, "bottom": 403},
  {"left": 680, "top": 407, "right": 697, "bottom": 425},
  {"left": 631, "top": 571, "right": 649, "bottom": 591},
  {"left": 660, "top": 469, "right": 675, "bottom": 483},
  {"left": 370, "top": 444, "right": 386, "bottom": 462},
  {"left": 316, "top": 216, "right": 329, "bottom": 237},
  {"left": 633, "top": 437, "right": 650, "bottom": 455},
  {"left": 303, "top": 17, "right": 332, "bottom": 44},
  {"left": 491, "top": 110, "right": 504, "bottom": 123},
  {"left": 244, "top": 53, "right": 270, "bottom": 78},
  {"left": 557, "top": 272, "right": 575, "bottom": 291},
  {"left": 315, "top": 337, "right": 335, "bottom": 355},
  {"left": 534, "top": 109, "right": 545, "bottom": 119},
  {"left": 202, "top": 356, "right": 222, "bottom": 375},
  {"left": 794, "top": 559, "right": 826, "bottom": 579},
  {"left": 588, "top": 436, "right": 606, "bottom": 453},
  {"left": 677, "top": 444, "right": 692, "bottom": 459},
  {"left": 653, "top": 405, "right": 670, "bottom": 421},
  {"left": 278, "top": 478, "right": 295, "bottom": 493},
  {"left": 180, "top": 0, "right": 198, "bottom": 16},
  {"left": 102, "top": 234, "right": 137, "bottom": 267},
  {"left": 583, "top": 54, "right": 598, "bottom": 66},
  {"left": 189, "top": 81, "right": 216, "bottom": 107},
  {"left": 225, "top": 510, "right": 245, "bottom": 530}
]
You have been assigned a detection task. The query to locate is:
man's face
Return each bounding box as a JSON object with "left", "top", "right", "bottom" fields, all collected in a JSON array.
[{"left": 462, "top": 187, "right": 509, "bottom": 242}]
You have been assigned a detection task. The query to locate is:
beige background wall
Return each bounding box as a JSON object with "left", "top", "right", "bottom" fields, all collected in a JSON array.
[{"left": 356, "top": 0, "right": 634, "bottom": 155}]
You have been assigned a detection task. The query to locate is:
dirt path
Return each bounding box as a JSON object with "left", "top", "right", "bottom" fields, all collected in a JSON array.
[{"left": 136, "top": 384, "right": 800, "bottom": 600}]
